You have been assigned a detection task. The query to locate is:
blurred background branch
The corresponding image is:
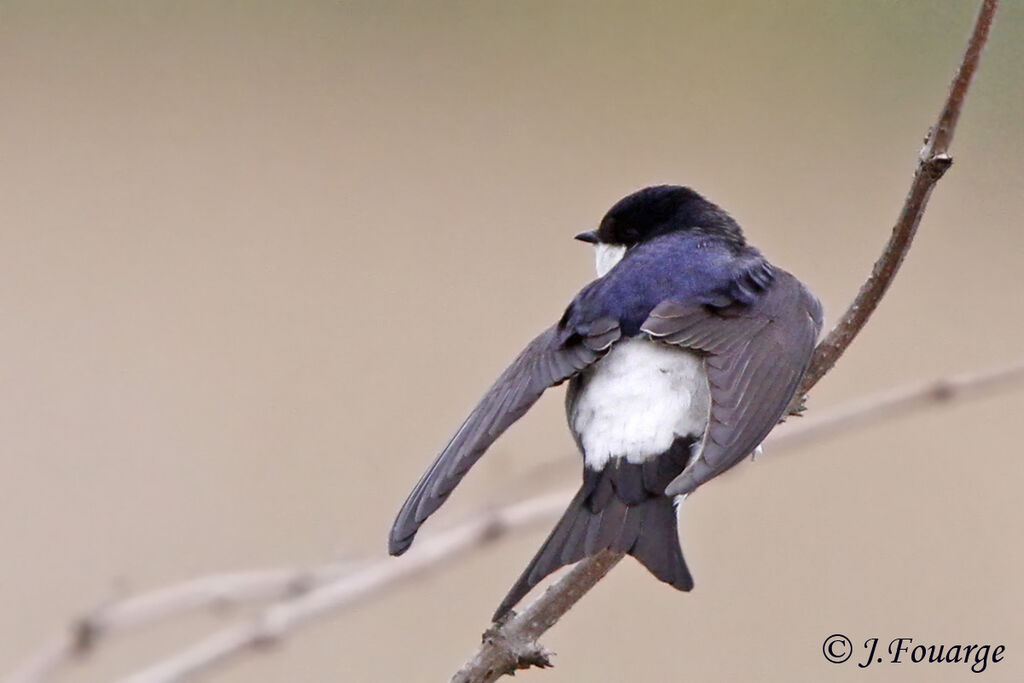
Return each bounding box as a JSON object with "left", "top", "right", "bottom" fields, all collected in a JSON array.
[{"left": 8, "top": 360, "right": 1023, "bottom": 683}]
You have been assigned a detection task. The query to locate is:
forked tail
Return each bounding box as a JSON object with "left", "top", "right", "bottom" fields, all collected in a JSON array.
[{"left": 493, "top": 464, "right": 693, "bottom": 621}]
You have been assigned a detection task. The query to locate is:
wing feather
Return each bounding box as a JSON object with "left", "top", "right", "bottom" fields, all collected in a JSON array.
[
  {"left": 642, "top": 270, "right": 822, "bottom": 495},
  {"left": 388, "top": 319, "right": 621, "bottom": 555}
]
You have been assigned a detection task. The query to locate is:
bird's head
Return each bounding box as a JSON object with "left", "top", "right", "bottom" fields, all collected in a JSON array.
[{"left": 576, "top": 185, "right": 744, "bottom": 276}]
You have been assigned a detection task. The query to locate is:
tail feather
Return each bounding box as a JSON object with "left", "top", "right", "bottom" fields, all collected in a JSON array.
[
  {"left": 493, "top": 487, "right": 591, "bottom": 621},
  {"left": 631, "top": 498, "right": 693, "bottom": 590},
  {"left": 492, "top": 484, "right": 691, "bottom": 621},
  {"left": 614, "top": 504, "right": 644, "bottom": 553}
]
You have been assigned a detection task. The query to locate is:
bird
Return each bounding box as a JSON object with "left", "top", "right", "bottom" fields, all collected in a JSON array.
[{"left": 388, "top": 185, "right": 822, "bottom": 621}]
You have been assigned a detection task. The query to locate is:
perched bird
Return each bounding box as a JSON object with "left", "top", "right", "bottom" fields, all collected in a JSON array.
[{"left": 389, "top": 185, "right": 822, "bottom": 620}]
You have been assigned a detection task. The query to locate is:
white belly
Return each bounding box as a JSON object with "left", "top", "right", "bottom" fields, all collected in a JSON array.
[{"left": 569, "top": 337, "right": 711, "bottom": 470}]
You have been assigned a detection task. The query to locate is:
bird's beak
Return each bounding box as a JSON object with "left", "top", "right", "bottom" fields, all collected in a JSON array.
[{"left": 574, "top": 230, "right": 599, "bottom": 244}]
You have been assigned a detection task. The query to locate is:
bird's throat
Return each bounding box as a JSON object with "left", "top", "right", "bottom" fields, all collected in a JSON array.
[{"left": 595, "top": 244, "right": 627, "bottom": 277}]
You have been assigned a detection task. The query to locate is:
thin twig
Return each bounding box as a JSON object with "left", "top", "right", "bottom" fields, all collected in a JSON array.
[
  {"left": 110, "top": 492, "right": 571, "bottom": 683},
  {"left": 769, "top": 361, "right": 1024, "bottom": 454},
  {"left": 453, "top": 1, "right": 1001, "bottom": 679},
  {"left": 798, "top": 0, "right": 999, "bottom": 394},
  {"left": 4, "top": 565, "right": 361, "bottom": 683},
  {"left": 452, "top": 550, "right": 622, "bottom": 683}
]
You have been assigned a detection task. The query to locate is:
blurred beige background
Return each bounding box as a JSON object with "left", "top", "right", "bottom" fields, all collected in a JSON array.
[{"left": 2, "top": 1, "right": 1022, "bottom": 681}]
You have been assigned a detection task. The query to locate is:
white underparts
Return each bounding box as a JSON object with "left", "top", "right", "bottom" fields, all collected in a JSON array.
[
  {"left": 594, "top": 243, "right": 627, "bottom": 277},
  {"left": 569, "top": 338, "right": 711, "bottom": 470}
]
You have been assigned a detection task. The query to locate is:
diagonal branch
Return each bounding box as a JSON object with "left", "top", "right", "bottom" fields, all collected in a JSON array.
[
  {"left": 111, "top": 492, "right": 571, "bottom": 683},
  {"left": 452, "top": 549, "right": 622, "bottom": 683},
  {"left": 798, "top": 0, "right": 999, "bottom": 394},
  {"left": 454, "top": 1, "right": 1001, "bottom": 680},
  {"left": 2, "top": 564, "right": 364, "bottom": 683}
]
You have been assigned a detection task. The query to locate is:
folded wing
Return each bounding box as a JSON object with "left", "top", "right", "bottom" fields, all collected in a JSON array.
[{"left": 642, "top": 270, "right": 822, "bottom": 495}]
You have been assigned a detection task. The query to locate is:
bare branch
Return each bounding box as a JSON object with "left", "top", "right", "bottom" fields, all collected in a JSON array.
[
  {"left": 798, "top": 0, "right": 1000, "bottom": 394},
  {"left": 452, "top": 550, "right": 622, "bottom": 683},
  {"left": 770, "top": 361, "right": 1024, "bottom": 454},
  {"left": 454, "top": 1, "right": 1002, "bottom": 679},
  {"left": 4, "top": 564, "right": 361, "bottom": 683},
  {"left": 110, "top": 492, "right": 571, "bottom": 683}
]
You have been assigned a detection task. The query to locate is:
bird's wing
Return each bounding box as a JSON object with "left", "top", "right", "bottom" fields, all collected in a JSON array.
[
  {"left": 642, "top": 270, "right": 822, "bottom": 496},
  {"left": 388, "top": 318, "right": 621, "bottom": 555}
]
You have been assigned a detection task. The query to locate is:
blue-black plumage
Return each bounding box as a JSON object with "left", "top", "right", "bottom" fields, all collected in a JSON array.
[{"left": 389, "top": 185, "right": 822, "bottom": 619}]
